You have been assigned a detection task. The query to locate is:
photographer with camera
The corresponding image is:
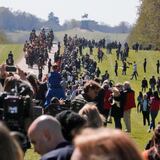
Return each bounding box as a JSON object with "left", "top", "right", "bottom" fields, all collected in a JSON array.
[
  {"left": 0, "top": 65, "right": 35, "bottom": 152},
  {"left": 6, "top": 51, "right": 14, "bottom": 66}
]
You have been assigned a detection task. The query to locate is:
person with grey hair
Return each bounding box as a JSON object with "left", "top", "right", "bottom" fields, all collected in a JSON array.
[{"left": 28, "top": 115, "right": 73, "bottom": 160}]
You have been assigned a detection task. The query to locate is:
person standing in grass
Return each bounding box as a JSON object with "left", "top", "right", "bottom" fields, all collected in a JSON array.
[
  {"left": 141, "top": 77, "right": 148, "bottom": 92},
  {"left": 148, "top": 91, "right": 160, "bottom": 132},
  {"left": 123, "top": 81, "right": 136, "bottom": 133},
  {"left": 131, "top": 61, "right": 138, "bottom": 80},
  {"left": 140, "top": 94, "right": 150, "bottom": 126},
  {"left": 114, "top": 60, "right": 118, "bottom": 76},
  {"left": 143, "top": 58, "right": 147, "bottom": 73},
  {"left": 156, "top": 60, "right": 160, "bottom": 74}
]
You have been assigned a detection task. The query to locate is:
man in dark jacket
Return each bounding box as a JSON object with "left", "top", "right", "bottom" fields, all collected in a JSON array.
[
  {"left": 71, "top": 80, "right": 101, "bottom": 112},
  {"left": 141, "top": 77, "right": 148, "bottom": 92},
  {"left": 28, "top": 115, "right": 73, "bottom": 160}
]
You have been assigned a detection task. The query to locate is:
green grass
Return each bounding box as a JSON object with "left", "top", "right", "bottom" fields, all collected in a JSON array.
[{"left": 0, "top": 44, "right": 23, "bottom": 64}]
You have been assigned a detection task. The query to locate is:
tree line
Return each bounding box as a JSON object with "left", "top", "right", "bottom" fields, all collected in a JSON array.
[
  {"left": 128, "top": 0, "right": 160, "bottom": 49},
  {"left": 0, "top": 7, "right": 131, "bottom": 33}
]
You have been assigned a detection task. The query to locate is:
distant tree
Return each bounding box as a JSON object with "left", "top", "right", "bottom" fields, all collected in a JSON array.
[
  {"left": 0, "top": 7, "right": 15, "bottom": 30},
  {"left": 62, "top": 19, "right": 80, "bottom": 30},
  {"left": 128, "top": 0, "right": 160, "bottom": 48},
  {"left": 47, "top": 12, "right": 60, "bottom": 30}
]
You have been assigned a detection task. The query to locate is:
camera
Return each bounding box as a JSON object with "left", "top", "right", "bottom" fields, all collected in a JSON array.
[
  {"left": 6, "top": 66, "right": 17, "bottom": 72},
  {"left": 0, "top": 91, "right": 31, "bottom": 130},
  {"left": 0, "top": 91, "right": 31, "bottom": 151}
]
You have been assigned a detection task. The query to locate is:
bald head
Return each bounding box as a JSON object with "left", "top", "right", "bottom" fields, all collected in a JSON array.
[
  {"left": 29, "top": 115, "right": 61, "bottom": 133},
  {"left": 28, "top": 115, "right": 65, "bottom": 155}
]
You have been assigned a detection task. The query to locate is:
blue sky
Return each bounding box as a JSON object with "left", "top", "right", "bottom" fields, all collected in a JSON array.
[{"left": 0, "top": 0, "right": 140, "bottom": 26}]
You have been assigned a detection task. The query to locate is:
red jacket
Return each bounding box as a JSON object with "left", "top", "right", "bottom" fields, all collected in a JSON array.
[
  {"left": 103, "top": 89, "right": 112, "bottom": 110},
  {"left": 123, "top": 89, "right": 136, "bottom": 111},
  {"left": 150, "top": 97, "right": 160, "bottom": 112}
]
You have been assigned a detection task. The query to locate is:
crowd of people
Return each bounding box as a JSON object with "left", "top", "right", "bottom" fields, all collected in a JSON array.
[{"left": 0, "top": 28, "right": 160, "bottom": 160}]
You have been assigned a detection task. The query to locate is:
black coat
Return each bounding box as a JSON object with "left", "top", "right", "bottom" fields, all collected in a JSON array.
[{"left": 41, "top": 141, "right": 73, "bottom": 160}]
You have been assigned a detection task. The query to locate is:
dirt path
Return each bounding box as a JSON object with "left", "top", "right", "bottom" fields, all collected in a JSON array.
[{"left": 17, "top": 43, "right": 58, "bottom": 76}]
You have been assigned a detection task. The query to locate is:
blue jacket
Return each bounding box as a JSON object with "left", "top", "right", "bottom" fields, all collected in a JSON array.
[{"left": 48, "top": 71, "right": 62, "bottom": 88}]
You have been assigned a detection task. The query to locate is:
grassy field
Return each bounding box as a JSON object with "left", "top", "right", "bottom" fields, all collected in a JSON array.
[
  {"left": 24, "top": 47, "right": 160, "bottom": 159},
  {"left": 0, "top": 43, "right": 159, "bottom": 159},
  {"left": 6, "top": 29, "right": 128, "bottom": 44},
  {"left": 55, "top": 28, "right": 128, "bottom": 42},
  {"left": 0, "top": 44, "right": 23, "bottom": 64}
]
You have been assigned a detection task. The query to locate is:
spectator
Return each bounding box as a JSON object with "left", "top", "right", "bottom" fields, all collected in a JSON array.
[
  {"left": 123, "top": 81, "right": 136, "bottom": 132},
  {"left": 109, "top": 85, "right": 124, "bottom": 129},
  {"left": 143, "top": 58, "right": 147, "bottom": 73},
  {"left": 148, "top": 91, "right": 160, "bottom": 132},
  {"left": 71, "top": 80, "right": 101, "bottom": 112},
  {"left": 137, "top": 91, "right": 143, "bottom": 112},
  {"left": 130, "top": 61, "right": 138, "bottom": 80},
  {"left": 114, "top": 60, "right": 118, "bottom": 76},
  {"left": 141, "top": 77, "right": 148, "bottom": 92},
  {"left": 56, "top": 110, "right": 86, "bottom": 142},
  {"left": 149, "top": 76, "right": 157, "bottom": 92},
  {"left": 79, "top": 103, "right": 104, "bottom": 128},
  {"left": 0, "top": 122, "right": 23, "bottom": 160},
  {"left": 140, "top": 94, "right": 150, "bottom": 126},
  {"left": 48, "top": 58, "right": 52, "bottom": 73},
  {"left": 28, "top": 115, "right": 73, "bottom": 160},
  {"left": 45, "top": 63, "right": 65, "bottom": 107},
  {"left": 143, "top": 123, "right": 160, "bottom": 160},
  {"left": 156, "top": 60, "right": 160, "bottom": 74},
  {"left": 71, "top": 128, "right": 143, "bottom": 160}
]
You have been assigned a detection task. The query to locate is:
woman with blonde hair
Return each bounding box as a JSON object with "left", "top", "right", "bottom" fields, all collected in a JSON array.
[
  {"left": 71, "top": 128, "right": 143, "bottom": 160},
  {"left": 0, "top": 122, "right": 23, "bottom": 160},
  {"left": 79, "top": 103, "right": 104, "bottom": 128}
]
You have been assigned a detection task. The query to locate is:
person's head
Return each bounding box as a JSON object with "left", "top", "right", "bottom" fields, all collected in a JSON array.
[
  {"left": 139, "top": 91, "right": 143, "bottom": 97},
  {"left": 115, "top": 83, "right": 123, "bottom": 92},
  {"left": 153, "top": 91, "right": 159, "bottom": 99},
  {"left": 26, "top": 73, "right": 38, "bottom": 91},
  {"left": 83, "top": 80, "right": 101, "bottom": 99},
  {"left": 52, "top": 63, "right": 58, "bottom": 71},
  {"left": 102, "top": 80, "right": 110, "bottom": 89},
  {"left": 28, "top": 115, "right": 65, "bottom": 155},
  {"left": 112, "top": 87, "right": 120, "bottom": 97},
  {"left": 4, "top": 76, "right": 33, "bottom": 97},
  {"left": 79, "top": 103, "right": 104, "bottom": 128},
  {"left": 56, "top": 110, "right": 86, "bottom": 142},
  {"left": 0, "top": 122, "right": 23, "bottom": 160},
  {"left": 143, "top": 93, "right": 147, "bottom": 99},
  {"left": 71, "top": 128, "right": 143, "bottom": 160},
  {"left": 123, "top": 81, "right": 131, "bottom": 90}
]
